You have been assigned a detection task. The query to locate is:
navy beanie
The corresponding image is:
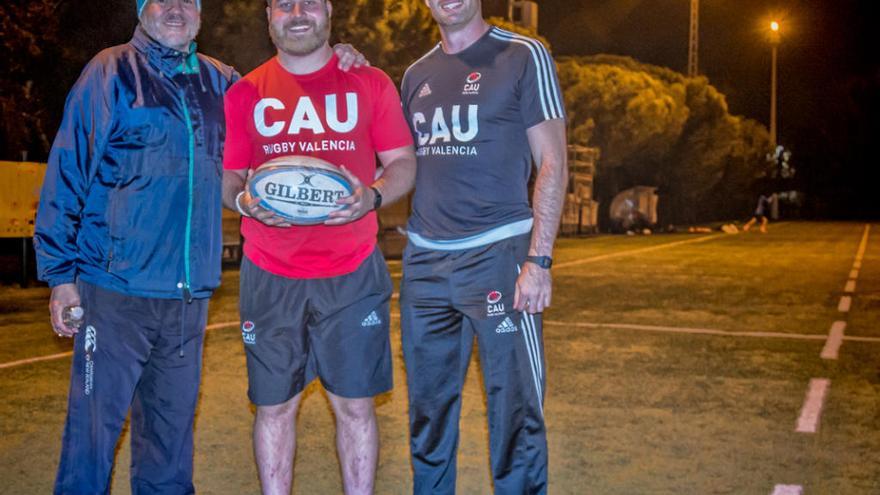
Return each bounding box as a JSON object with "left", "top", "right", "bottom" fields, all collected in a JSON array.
[{"left": 137, "top": 0, "right": 201, "bottom": 17}]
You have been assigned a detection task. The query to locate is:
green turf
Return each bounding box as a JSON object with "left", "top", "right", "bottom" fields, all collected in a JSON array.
[{"left": 1, "top": 221, "right": 878, "bottom": 493}]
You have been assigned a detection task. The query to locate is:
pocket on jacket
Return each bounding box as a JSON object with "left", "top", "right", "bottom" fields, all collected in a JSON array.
[
  {"left": 121, "top": 123, "right": 167, "bottom": 148},
  {"left": 107, "top": 108, "right": 186, "bottom": 179},
  {"left": 113, "top": 107, "right": 169, "bottom": 150}
]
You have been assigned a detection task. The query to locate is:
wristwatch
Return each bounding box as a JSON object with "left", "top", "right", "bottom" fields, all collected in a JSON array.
[
  {"left": 370, "top": 186, "right": 383, "bottom": 210},
  {"left": 525, "top": 255, "right": 553, "bottom": 269}
]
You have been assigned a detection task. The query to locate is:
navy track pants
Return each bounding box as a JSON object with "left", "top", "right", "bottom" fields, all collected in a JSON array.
[
  {"left": 401, "top": 234, "right": 548, "bottom": 495},
  {"left": 54, "top": 281, "right": 208, "bottom": 495}
]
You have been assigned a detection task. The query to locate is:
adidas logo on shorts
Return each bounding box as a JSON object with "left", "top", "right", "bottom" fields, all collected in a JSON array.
[
  {"left": 495, "top": 316, "right": 518, "bottom": 334},
  {"left": 361, "top": 310, "right": 382, "bottom": 327}
]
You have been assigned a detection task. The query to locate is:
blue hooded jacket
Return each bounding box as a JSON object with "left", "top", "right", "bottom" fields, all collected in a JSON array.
[{"left": 34, "top": 27, "right": 239, "bottom": 300}]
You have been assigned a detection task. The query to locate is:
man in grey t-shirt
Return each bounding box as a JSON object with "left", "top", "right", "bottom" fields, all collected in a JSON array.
[{"left": 399, "top": 1, "right": 568, "bottom": 492}]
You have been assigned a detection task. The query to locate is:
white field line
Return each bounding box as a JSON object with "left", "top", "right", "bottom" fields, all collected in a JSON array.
[
  {"left": 796, "top": 378, "right": 830, "bottom": 433},
  {"left": 838, "top": 296, "right": 852, "bottom": 312},
  {"left": 0, "top": 351, "right": 74, "bottom": 370},
  {"left": 544, "top": 320, "right": 827, "bottom": 341},
  {"left": 554, "top": 234, "right": 722, "bottom": 270},
  {"left": 843, "top": 226, "right": 868, "bottom": 290},
  {"left": 0, "top": 321, "right": 241, "bottom": 370},
  {"left": 820, "top": 321, "right": 847, "bottom": 360},
  {"left": 544, "top": 320, "right": 880, "bottom": 343},
  {"left": 854, "top": 224, "right": 870, "bottom": 261},
  {"left": 771, "top": 484, "right": 803, "bottom": 495},
  {"left": 206, "top": 322, "right": 238, "bottom": 331},
  {"left": 6, "top": 318, "right": 880, "bottom": 371},
  {"left": 842, "top": 335, "right": 880, "bottom": 343}
]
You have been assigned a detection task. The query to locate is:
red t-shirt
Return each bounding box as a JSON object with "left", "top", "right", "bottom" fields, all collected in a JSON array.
[{"left": 223, "top": 54, "right": 413, "bottom": 278}]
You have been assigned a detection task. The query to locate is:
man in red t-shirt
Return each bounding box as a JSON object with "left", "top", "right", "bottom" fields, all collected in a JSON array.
[{"left": 221, "top": 1, "right": 415, "bottom": 493}]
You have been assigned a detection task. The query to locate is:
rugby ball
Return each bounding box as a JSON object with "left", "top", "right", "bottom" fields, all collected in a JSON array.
[{"left": 247, "top": 155, "right": 354, "bottom": 225}]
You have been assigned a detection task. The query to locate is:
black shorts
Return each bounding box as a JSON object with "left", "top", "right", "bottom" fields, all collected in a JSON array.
[{"left": 239, "top": 248, "right": 393, "bottom": 405}]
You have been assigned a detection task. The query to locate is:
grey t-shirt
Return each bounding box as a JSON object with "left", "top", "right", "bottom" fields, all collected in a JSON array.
[{"left": 401, "top": 26, "right": 565, "bottom": 241}]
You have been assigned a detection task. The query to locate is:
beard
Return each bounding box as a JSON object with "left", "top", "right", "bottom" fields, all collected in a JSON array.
[{"left": 269, "top": 15, "right": 331, "bottom": 56}]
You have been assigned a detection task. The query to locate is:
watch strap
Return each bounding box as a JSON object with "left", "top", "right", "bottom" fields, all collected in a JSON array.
[
  {"left": 370, "top": 186, "right": 383, "bottom": 210},
  {"left": 525, "top": 255, "right": 553, "bottom": 269}
]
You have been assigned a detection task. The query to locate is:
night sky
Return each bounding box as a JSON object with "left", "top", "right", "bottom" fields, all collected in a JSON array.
[{"left": 525, "top": 0, "right": 876, "bottom": 142}]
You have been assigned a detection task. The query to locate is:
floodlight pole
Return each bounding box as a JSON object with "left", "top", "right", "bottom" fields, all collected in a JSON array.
[
  {"left": 688, "top": 0, "right": 699, "bottom": 77},
  {"left": 769, "top": 22, "right": 780, "bottom": 147}
]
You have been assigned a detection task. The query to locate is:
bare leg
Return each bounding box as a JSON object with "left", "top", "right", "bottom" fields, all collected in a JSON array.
[
  {"left": 743, "top": 217, "right": 756, "bottom": 231},
  {"left": 760, "top": 216, "right": 768, "bottom": 233},
  {"left": 327, "top": 391, "right": 379, "bottom": 495},
  {"left": 254, "top": 393, "right": 303, "bottom": 495}
]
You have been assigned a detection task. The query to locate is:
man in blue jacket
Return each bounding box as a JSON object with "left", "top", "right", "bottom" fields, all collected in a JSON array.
[{"left": 33, "top": 1, "right": 234, "bottom": 493}]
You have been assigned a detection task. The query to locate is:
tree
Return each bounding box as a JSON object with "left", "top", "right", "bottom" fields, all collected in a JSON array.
[
  {"left": 1, "top": 0, "right": 137, "bottom": 160},
  {"left": 558, "top": 55, "right": 772, "bottom": 224},
  {"left": 200, "top": 0, "right": 275, "bottom": 74},
  {"left": 0, "top": 1, "right": 63, "bottom": 159},
  {"left": 334, "top": 0, "right": 436, "bottom": 82}
]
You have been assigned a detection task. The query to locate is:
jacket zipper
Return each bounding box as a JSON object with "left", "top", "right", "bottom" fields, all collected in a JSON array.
[{"left": 179, "top": 90, "right": 195, "bottom": 303}]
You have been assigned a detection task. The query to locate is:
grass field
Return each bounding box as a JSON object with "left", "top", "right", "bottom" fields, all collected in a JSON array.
[{"left": 1, "top": 221, "right": 878, "bottom": 494}]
